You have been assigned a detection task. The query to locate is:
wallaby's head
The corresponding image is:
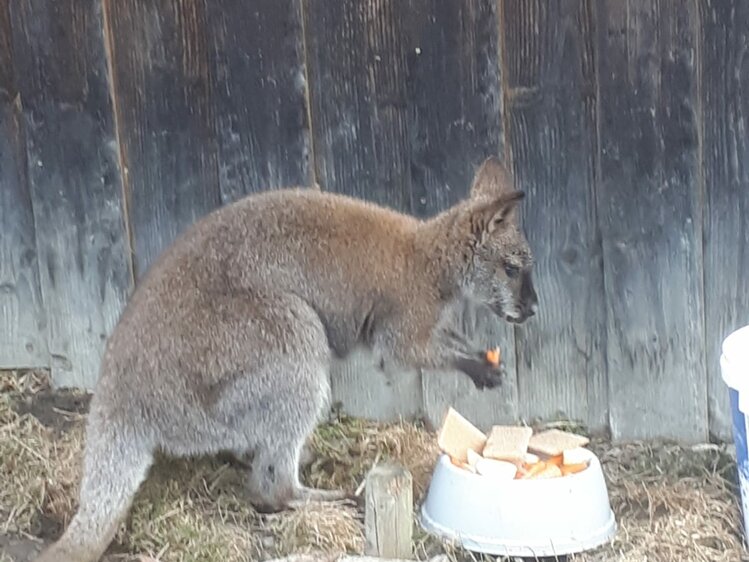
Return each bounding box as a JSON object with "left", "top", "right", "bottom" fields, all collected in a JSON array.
[{"left": 460, "top": 156, "right": 538, "bottom": 324}]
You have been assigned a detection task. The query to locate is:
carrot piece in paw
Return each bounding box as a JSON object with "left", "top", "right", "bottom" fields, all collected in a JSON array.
[{"left": 485, "top": 347, "right": 501, "bottom": 367}]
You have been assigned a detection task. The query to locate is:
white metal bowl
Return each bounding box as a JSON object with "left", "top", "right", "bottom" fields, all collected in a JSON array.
[{"left": 419, "top": 453, "right": 617, "bottom": 557}]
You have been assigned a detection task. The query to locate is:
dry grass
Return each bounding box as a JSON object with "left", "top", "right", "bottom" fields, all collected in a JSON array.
[
  {"left": 303, "top": 414, "right": 440, "bottom": 499},
  {"left": 1, "top": 369, "right": 747, "bottom": 562},
  {"left": 0, "top": 370, "right": 83, "bottom": 537},
  {"left": 572, "top": 441, "right": 747, "bottom": 562},
  {"left": 118, "top": 456, "right": 264, "bottom": 561},
  {"left": 266, "top": 501, "right": 363, "bottom": 554}
]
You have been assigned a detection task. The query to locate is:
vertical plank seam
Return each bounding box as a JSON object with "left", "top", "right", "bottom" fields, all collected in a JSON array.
[
  {"left": 298, "top": 0, "right": 319, "bottom": 189},
  {"left": 590, "top": 0, "right": 612, "bottom": 437},
  {"left": 693, "top": 0, "right": 710, "bottom": 440},
  {"left": 200, "top": 0, "right": 223, "bottom": 211},
  {"left": 497, "top": 0, "right": 520, "bottom": 419},
  {"left": 12, "top": 84, "right": 52, "bottom": 370},
  {"left": 6, "top": 1, "right": 53, "bottom": 376},
  {"left": 298, "top": 0, "right": 334, "bottom": 406},
  {"left": 101, "top": 0, "right": 136, "bottom": 287}
]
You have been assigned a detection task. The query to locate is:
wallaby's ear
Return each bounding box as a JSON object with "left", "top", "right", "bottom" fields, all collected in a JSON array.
[
  {"left": 470, "top": 156, "right": 515, "bottom": 199},
  {"left": 471, "top": 191, "right": 525, "bottom": 242}
]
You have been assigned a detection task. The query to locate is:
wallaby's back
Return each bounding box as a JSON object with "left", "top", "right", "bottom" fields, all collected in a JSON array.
[{"left": 111, "top": 188, "right": 434, "bottom": 383}]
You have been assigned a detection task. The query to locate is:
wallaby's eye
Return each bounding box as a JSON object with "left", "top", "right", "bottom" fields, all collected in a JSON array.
[{"left": 504, "top": 264, "right": 520, "bottom": 279}]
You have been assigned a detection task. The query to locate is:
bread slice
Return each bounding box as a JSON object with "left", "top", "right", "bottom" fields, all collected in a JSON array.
[
  {"left": 466, "top": 448, "right": 483, "bottom": 471},
  {"left": 482, "top": 425, "right": 533, "bottom": 463},
  {"left": 437, "top": 407, "right": 487, "bottom": 464},
  {"left": 528, "top": 429, "right": 590, "bottom": 457}
]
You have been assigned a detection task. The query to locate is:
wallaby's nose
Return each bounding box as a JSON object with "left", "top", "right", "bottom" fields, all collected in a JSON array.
[{"left": 527, "top": 302, "right": 537, "bottom": 317}]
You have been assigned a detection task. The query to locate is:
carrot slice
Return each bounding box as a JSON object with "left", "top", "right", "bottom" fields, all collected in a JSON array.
[
  {"left": 520, "top": 461, "right": 547, "bottom": 479},
  {"left": 547, "top": 454, "right": 564, "bottom": 467},
  {"left": 533, "top": 464, "right": 563, "bottom": 479},
  {"left": 561, "top": 462, "right": 589, "bottom": 476},
  {"left": 450, "top": 456, "right": 471, "bottom": 470}
]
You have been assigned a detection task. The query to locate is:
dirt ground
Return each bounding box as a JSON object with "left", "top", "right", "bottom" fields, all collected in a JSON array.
[{"left": 1, "top": 369, "right": 747, "bottom": 562}]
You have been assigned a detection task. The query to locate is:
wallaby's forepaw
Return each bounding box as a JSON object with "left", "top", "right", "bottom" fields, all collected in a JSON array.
[{"left": 453, "top": 353, "right": 505, "bottom": 390}]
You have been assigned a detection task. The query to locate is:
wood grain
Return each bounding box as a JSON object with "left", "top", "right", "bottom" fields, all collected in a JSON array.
[
  {"left": 503, "top": 0, "right": 607, "bottom": 432},
  {"left": 595, "top": 0, "right": 707, "bottom": 441},
  {"left": 302, "top": 0, "right": 413, "bottom": 210},
  {"left": 105, "top": 0, "right": 221, "bottom": 277},
  {"left": 304, "top": 0, "right": 517, "bottom": 429},
  {"left": 10, "top": 0, "right": 132, "bottom": 387},
  {"left": 206, "top": 0, "right": 311, "bottom": 203},
  {"left": 0, "top": 0, "right": 47, "bottom": 368},
  {"left": 699, "top": 0, "right": 749, "bottom": 441},
  {"left": 364, "top": 463, "right": 413, "bottom": 559},
  {"left": 329, "top": 347, "right": 423, "bottom": 422},
  {"left": 422, "top": 300, "right": 518, "bottom": 433},
  {"left": 303, "top": 0, "right": 416, "bottom": 420}
]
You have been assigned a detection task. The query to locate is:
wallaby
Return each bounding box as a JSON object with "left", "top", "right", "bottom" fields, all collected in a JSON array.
[{"left": 34, "top": 156, "right": 538, "bottom": 562}]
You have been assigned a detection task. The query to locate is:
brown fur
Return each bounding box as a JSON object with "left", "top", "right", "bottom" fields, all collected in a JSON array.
[{"left": 34, "top": 156, "right": 537, "bottom": 562}]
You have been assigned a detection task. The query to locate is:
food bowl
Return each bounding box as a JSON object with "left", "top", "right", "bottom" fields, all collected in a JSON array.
[{"left": 419, "top": 453, "right": 617, "bottom": 557}]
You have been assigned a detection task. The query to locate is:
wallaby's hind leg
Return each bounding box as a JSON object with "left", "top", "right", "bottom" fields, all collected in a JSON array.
[
  {"left": 246, "top": 435, "right": 345, "bottom": 512},
  {"left": 34, "top": 422, "right": 152, "bottom": 562},
  {"left": 204, "top": 291, "right": 346, "bottom": 512}
]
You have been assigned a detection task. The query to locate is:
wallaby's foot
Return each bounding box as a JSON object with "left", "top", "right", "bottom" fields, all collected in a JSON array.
[
  {"left": 246, "top": 433, "right": 345, "bottom": 513},
  {"left": 288, "top": 486, "right": 348, "bottom": 506},
  {"left": 250, "top": 487, "right": 347, "bottom": 513}
]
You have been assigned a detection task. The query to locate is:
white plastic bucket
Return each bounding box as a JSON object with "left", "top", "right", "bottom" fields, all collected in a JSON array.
[{"left": 720, "top": 324, "right": 749, "bottom": 545}]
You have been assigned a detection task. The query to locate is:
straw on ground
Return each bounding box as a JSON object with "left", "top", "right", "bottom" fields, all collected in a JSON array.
[{"left": 0, "top": 369, "right": 744, "bottom": 562}]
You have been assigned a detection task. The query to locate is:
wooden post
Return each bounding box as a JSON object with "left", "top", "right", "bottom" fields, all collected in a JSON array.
[{"left": 364, "top": 463, "right": 413, "bottom": 559}]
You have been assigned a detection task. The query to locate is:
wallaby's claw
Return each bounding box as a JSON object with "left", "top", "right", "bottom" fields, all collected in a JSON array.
[{"left": 286, "top": 487, "right": 349, "bottom": 509}]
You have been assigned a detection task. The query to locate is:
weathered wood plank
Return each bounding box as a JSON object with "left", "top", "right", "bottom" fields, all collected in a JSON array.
[
  {"left": 408, "top": 0, "right": 516, "bottom": 431},
  {"left": 302, "top": 0, "right": 419, "bottom": 420},
  {"left": 10, "top": 0, "right": 132, "bottom": 387},
  {"left": 503, "top": 0, "right": 607, "bottom": 433},
  {"left": 105, "top": 0, "right": 220, "bottom": 277},
  {"left": 0, "top": 0, "right": 11, "bottom": 97},
  {"left": 304, "top": 0, "right": 517, "bottom": 429},
  {"left": 364, "top": 463, "right": 413, "bottom": 559},
  {"left": 205, "top": 0, "right": 312, "bottom": 203},
  {"left": 303, "top": 0, "right": 414, "bottom": 210},
  {"left": 403, "top": 0, "right": 507, "bottom": 219},
  {"left": 329, "top": 347, "right": 423, "bottom": 422},
  {"left": 0, "top": 0, "right": 47, "bottom": 368},
  {"left": 596, "top": 0, "right": 707, "bottom": 441},
  {"left": 699, "top": 0, "right": 749, "bottom": 442}
]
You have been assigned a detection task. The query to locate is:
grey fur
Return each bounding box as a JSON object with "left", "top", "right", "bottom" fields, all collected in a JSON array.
[{"left": 34, "top": 156, "right": 537, "bottom": 562}]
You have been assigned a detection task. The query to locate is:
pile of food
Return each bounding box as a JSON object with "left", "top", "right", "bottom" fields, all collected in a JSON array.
[{"left": 437, "top": 407, "right": 592, "bottom": 481}]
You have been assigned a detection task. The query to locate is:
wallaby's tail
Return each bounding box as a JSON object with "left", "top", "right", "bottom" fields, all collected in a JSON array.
[{"left": 34, "top": 421, "right": 153, "bottom": 562}]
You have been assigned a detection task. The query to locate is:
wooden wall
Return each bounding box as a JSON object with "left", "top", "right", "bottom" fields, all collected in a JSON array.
[{"left": 1, "top": 0, "right": 747, "bottom": 443}]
